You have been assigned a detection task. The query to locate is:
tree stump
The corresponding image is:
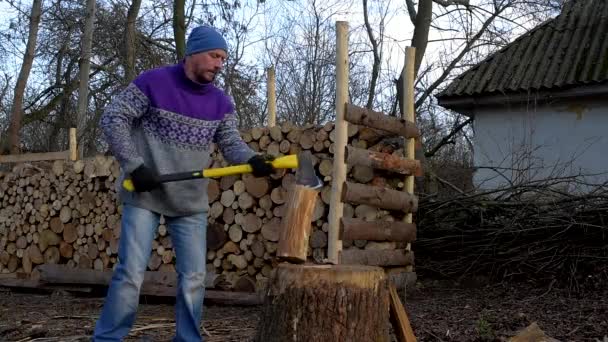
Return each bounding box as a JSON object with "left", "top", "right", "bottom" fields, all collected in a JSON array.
[{"left": 255, "top": 264, "right": 390, "bottom": 342}]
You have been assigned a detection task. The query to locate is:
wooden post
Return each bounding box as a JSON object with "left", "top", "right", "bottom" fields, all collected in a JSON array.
[
  {"left": 69, "top": 128, "right": 78, "bottom": 161},
  {"left": 402, "top": 48, "right": 416, "bottom": 272},
  {"left": 327, "top": 21, "right": 349, "bottom": 264},
  {"left": 267, "top": 66, "right": 276, "bottom": 127},
  {"left": 277, "top": 184, "right": 319, "bottom": 263},
  {"left": 254, "top": 264, "right": 390, "bottom": 342}
]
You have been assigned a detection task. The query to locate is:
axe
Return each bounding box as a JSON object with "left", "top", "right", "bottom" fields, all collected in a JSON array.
[{"left": 122, "top": 151, "right": 321, "bottom": 192}]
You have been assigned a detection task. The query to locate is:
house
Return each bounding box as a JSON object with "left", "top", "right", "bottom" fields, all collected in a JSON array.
[{"left": 436, "top": 0, "right": 608, "bottom": 191}]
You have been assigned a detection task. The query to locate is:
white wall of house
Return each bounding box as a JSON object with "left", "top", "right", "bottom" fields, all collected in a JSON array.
[{"left": 472, "top": 98, "right": 608, "bottom": 191}]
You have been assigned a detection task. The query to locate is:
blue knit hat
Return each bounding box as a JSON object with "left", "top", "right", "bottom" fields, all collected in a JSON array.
[{"left": 185, "top": 25, "right": 228, "bottom": 56}]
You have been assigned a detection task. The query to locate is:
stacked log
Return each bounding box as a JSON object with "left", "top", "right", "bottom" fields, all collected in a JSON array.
[{"left": 0, "top": 122, "right": 417, "bottom": 291}]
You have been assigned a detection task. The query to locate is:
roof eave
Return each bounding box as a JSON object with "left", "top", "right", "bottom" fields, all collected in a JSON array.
[{"left": 438, "top": 82, "right": 608, "bottom": 116}]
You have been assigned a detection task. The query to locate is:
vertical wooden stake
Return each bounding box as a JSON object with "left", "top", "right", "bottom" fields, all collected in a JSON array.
[
  {"left": 69, "top": 128, "right": 78, "bottom": 161},
  {"left": 267, "top": 66, "right": 276, "bottom": 127},
  {"left": 402, "top": 47, "right": 416, "bottom": 272},
  {"left": 328, "top": 21, "right": 349, "bottom": 264}
]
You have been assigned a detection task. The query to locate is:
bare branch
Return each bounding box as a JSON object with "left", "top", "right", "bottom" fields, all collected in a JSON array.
[
  {"left": 425, "top": 117, "right": 473, "bottom": 157},
  {"left": 138, "top": 33, "right": 176, "bottom": 54},
  {"left": 433, "top": 0, "right": 470, "bottom": 7}
]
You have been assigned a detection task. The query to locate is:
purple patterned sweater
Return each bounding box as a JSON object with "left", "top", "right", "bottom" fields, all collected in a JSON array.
[{"left": 100, "top": 63, "right": 255, "bottom": 216}]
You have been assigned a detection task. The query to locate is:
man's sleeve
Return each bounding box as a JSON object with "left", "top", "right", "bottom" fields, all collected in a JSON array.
[
  {"left": 100, "top": 83, "right": 150, "bottom": 174},
  {"left": 213, "top": 112, "right": 256, "bottom": 165}
]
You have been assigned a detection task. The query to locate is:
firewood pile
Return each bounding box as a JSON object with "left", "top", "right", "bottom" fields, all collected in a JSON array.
[
  {"left": 415, "top": 176, "right": 608, "bottom": 287},
  {"left": 0, "top": 122, "right": 412, "bottom": 291}
]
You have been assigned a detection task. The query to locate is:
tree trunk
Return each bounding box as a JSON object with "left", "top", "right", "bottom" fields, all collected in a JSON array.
[
  {"left": 5, "top": 0, "right": 43, "bottom": 154},
  {"left": 76, "top": 0, "right": 97, "bottom": 157},
  {"left": 255, "top": 264, "right": 390, "bottom": 342},
  {"left": 124, "top": 0, "right": 142, "bottom": 84},
  {"left": 397, "top": 0, "right": 431, "bottom": 114},
  {"left": 362, "top": 0, "right": 381, "bottom": 110},
  {"left": 173, "top": 0, "right": 186, "bottom": 61}
]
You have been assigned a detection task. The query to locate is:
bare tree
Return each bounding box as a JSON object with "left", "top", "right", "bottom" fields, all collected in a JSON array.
[
  {"left": 4, "top": 0, "right": 42, "bottom": 154},
  {"left": 391, "top": 0, "right": 560, "bottom": 159},
  {"left": 262, "top": 0, "right": 358, "bottom": 126}
]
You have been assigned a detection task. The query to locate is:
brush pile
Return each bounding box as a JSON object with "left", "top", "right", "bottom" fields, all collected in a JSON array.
[{"left": 415, "top": 175, "right": 608, "bottom": 288}]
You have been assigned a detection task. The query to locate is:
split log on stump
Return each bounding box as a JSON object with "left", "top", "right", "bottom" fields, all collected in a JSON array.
[
  {"left": 340, "top": 218, "right": 416, "bottom": 242},
  {"left": 345, "top": 146, "right": 420, "bottom": 175},
  {"left": 255, "top": 264, "right": 390, "bottom": 342},
  {"left": 345, "top": 104, "right": 420, "bottom": 138},
  {"left": 277, "top": 184, "right": 319, "bottom": 263},
  {"left": 342, "top": 181, "right": 418, "bottom": 213}
]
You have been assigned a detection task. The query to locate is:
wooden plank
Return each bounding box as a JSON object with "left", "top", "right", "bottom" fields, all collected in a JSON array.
[
  {"left": 341, "top": 181, "right": 418, "bottom": 213},
  {"left": 204, "top": 290, "right": 263, "bottom": 306},
  {"left": 37, "top": 264, "right": 220, "bottom": 288},
  {"left": 0, "top": 277, "right": 93, "bottom": 293},
  {"left": 340, "top": 217, "right": 416, "bottom": 242},
  {"left": 345, "top": 104, "right": 420, "bottom": 139},
  {"left": 340, "top": 249, "right": 414, "bottom": 266},
  {"left": 0, "top": 278, "right": 42, "bottom": 288},
  {"left": 0, "top": 276, "right": 262, "bottom": 306},
  {"left": 0, "top": 150, "right": 69, "bottom": 163},
  {"left": 345, "top": 146, "right": 420, "bottom": 175},
  {"left": 389, "top": 283, "right": 417, "bottom": 342}
]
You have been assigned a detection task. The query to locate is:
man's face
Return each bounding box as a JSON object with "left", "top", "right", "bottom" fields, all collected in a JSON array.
[{"left": 185, "top": 49, "right": 227, "bottom": 83}]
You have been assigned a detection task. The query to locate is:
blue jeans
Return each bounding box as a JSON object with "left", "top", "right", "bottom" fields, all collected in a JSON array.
[{"left": 93, "top": 204, "right": 208, "bottom": 341}]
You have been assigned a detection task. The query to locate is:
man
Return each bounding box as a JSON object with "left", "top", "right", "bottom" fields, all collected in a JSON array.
[{"left": 93, "top": 25, "right": 273, "bottom": 341}]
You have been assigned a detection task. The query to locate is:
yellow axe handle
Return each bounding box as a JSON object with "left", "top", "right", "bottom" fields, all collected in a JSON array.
[{"left": 122, "top": 154, "right": 298, "bottom": 192}]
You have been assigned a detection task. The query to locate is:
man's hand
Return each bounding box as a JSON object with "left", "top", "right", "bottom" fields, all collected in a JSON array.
[
  {"left": 247, "top": 154, "right": 275, "bottom": 177},
  {"left": 130, "top": 165, "right": 160, "bottom": 192}
]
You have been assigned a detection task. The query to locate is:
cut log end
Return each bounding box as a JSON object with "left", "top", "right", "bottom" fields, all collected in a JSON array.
[{"left": 255, "top": 264, "right": 390, "bottom": 342}]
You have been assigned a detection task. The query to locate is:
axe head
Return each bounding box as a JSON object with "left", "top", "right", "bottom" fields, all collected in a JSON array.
[{"left": 295, "top": 151, "right": 323, "bottom": 189}]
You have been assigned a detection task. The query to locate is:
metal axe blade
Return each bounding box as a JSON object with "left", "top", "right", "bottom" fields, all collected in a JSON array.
[{"left": 295, "top": 151, "right": 323, "bottom": 189}]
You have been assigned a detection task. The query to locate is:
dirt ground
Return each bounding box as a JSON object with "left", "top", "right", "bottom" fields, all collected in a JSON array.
[{"left": 1, "top": 280, "right": 607, "bottom": 342}]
